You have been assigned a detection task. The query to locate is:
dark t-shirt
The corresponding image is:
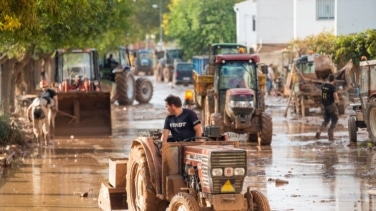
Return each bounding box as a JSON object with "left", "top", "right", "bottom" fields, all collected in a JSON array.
[
  {"left": 163, "top": 108, "right": 201, "bottom": 141},
  {"left": 40, "top": 89, "right": 57, "bottom": 104},
  {"left": 321, "top": 83, "right": 336, "bottom": 107}
]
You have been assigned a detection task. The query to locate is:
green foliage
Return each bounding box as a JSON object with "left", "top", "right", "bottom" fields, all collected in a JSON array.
[
  {"left": 0, "top": 0, "right": 135, "bottom": 56},
  {"left": 289, "top": 30, "right": 376, "bottom": 68},
  {"left": 166, "top": 0, "right": 241, "bottom": 58},
  {"left": 0, "top": 115, "right": 25, "bottom": 146}
]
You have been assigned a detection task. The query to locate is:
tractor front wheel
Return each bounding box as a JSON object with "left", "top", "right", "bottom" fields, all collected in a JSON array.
[
  {"left": 245, "top": 189, "right": 271, "bottom": 211},
  {"left": 168, "top": 192, "right": 199, "bottom": 211},
  {"left": 135, "top": 78, "right": 153, "bottom": 104},
  {"left": 126, "top": 145, "right": 167, "bottom": 211}
]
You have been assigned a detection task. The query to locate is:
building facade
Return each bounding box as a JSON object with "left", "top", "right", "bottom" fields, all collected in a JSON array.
[{"left": 234, "top": 0, "right": 376, "bottom": 50}]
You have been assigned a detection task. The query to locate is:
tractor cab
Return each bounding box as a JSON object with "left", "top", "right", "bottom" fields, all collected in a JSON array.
[
  {"left": 212, "top": 54, "right": 260, "bottom": 113},
  {"left": 55, "top": 48, "right": 101, "bottom": 92}
]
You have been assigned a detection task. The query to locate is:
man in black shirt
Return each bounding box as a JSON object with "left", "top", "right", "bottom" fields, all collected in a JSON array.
[
  {"left": 162, "top": 95, "right": 202, "bottom": 142},
  {"left": 40, "top": 80, "right": 58, "bottom": 111},
  {"left": 315, "top": 74, "right": 339, "bottom": 140}
]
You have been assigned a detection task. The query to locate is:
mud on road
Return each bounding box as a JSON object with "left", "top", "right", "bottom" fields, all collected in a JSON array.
[{"left": 1, "top": 78, "right": 376, "bottom": 211}]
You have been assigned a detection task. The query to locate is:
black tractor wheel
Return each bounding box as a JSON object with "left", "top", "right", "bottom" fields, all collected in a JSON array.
[
  {"left": 245, "top": 189, "right": 271, "bottom": 211},
  {"left": 163, "top": 67, "right": 171, "bottom": 83},
  {"left": 115, "top": 71, "right": 135, "bottom": 105},
  {"left": 126, "top": 145, "right": 168, "bottom": 211},
  {"left": 260, "top": 112, "right": 273, "bottom": 145},
  {"left": 135, "top": 78, "right": 153, "bottom": 104},
  {"left": 366, "top": 102, "right": 376, "bottom": 142},
  {"left": 168, "top": 192, "right": 199, "bottom": 211},
  {"left": 348, "top": 115, "right": 357, "bottom": 142}
]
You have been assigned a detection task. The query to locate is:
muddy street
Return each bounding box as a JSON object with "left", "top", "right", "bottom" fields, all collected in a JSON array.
[{"left": 1, "top": 76, "right": 376, "bottom": 211}]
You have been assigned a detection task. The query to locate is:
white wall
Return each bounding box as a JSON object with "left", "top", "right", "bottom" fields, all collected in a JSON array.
[
  {"left": 257, "top": 0, "right": 294, "bottom": 44},
  {"left": 336, "top": 0, "right": 376, "bottom": 35},
  {"left": 234, "top": 0, "right": 257, "bottom": 49},
  {"left": 294, "top": 0, "right": 334, "bottom": 39}
]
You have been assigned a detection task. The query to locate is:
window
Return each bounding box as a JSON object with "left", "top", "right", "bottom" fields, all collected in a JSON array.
[{"left": 316, "top": 0, "right": 334, "bottom": 20}]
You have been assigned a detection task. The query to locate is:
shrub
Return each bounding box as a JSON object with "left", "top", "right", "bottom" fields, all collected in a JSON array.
[{"left": 0, "top": 115, "right": 26, "bottom": 146}]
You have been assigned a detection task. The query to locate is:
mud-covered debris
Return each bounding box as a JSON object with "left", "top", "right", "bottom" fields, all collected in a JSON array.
[
  {"left": 80, "top": 192, "right": 88, "bottom": 197},
  {"left": 268, "top": 178, "right": 289, "bottom": 184}
]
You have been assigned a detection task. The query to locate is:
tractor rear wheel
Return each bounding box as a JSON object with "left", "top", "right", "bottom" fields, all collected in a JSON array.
[
  {"left": 135, "top": 78, "right": 153, "bottom": 104},
  {"left": 245, "top": 189, "right": 270, "bottom": 211},
  {"left": 168, "top": 192, "right": 199, "bottom": 211},
  {"left": 115, "top": 71, "right": 135, "bottom": 105},
  {"left": 348, "top": 115, "right": 357, "bottom": 142},
  {"left": 366, "top": 102, "right": 376, "bottom": 143},
  {"left": 126, "top": 145, "right": 168, "bottom": 211},
  {"left": 260, "top": 112, "right": 273, "bottom": 145}
]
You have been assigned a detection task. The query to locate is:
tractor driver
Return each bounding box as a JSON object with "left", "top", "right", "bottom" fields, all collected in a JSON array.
[
  {"left": 228, "top": 68, "right": 246, "bottom": 88},
  {"left": 161, "top": 94, "right": 203, "bottom": 142},
  {"left": 40, "top": 80, "right": 58, "bottom": 111}
]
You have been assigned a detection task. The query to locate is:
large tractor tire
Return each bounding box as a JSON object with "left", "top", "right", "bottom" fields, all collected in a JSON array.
[
  {"left": 366, "top": 102, "right": 376, "bottom": 143},
  {"left": 115, "top": 71, "right": 135, "bottom": 105},
  {"left": 260, "top": 112, "right": 273, "bottom": 145},
  {"left": 168, "top": 192, "right": 199, "bottom": 211},
  {"left": 245, "top": 189, "right": 271, "bottom": 211},
  {"left": 163, "top": 67, "right": 172, "bottom": 83},
  {"left": 135, "top": 78, "right": 153, "bottom": 104},
  {"left": 126, "top": 145, "right": 168, "bottom": 211},
  {"left": 348, "top": 115, "right": 357, "bottom": 142}
]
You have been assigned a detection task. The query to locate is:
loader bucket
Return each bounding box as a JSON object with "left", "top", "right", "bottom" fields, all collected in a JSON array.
[{"left": 55, "top": 92, "right": 112, "bottom": 137}]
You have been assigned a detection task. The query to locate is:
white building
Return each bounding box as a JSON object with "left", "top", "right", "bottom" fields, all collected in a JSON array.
[{"left": 234, "top": 0, "right": 376, "bottom": 51}]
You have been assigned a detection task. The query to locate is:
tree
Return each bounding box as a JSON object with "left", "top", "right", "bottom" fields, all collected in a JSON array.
[{"left": 165, "top": 0, "right": 241, "bottom": 58}]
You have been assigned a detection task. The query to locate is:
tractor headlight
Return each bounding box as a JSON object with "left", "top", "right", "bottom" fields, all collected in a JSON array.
[
  {"left": 234, "top": 168, "right": 245, "bottom": 176},
  {"left": 229, "top": 100, "right": 253, "bottom": 108},
  {"left": 212, "top": 168, "right": 223, "bottom": 176}
]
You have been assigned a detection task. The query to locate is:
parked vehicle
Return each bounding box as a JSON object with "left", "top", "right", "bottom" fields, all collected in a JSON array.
[
  {"left": 172, "top": 62, "right": 193, "bottom": 86},
  {"left": 133, "top": 49, "right": 154, "bottom": 76},
  {"left": 154, "top": 48, "right": 184, "bottom": 82},
  {"left": 348, "top": 58, "right": 376, "bottom": 142}
]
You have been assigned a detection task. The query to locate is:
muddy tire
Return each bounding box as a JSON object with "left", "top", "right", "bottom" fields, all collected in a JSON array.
[
  {"left": 135, "top": 78, "right": 153, "bottom": 104},
  {"left": 163, "top": 67, "right": 171, "bottom": 83},
  {"left": 245, "top": 189, "right": 271, "bottom": 211},
  {"left": 168, "top": 192, "right": 199, "bottom": 211},
  {"left": 348, "top": 115, "right": 357, "bottom": 142},
  {"left": 260, "top": 112, "right": 273, "bottom": 145},
  {"left": 115, "top": 71, "right": 135, "bottom": 105},
  {"left": 366, "top": 102, "right": 376, "bottom": 143},
  {"left": 126, "top": 145, "right": 168, "bottom": 211}
]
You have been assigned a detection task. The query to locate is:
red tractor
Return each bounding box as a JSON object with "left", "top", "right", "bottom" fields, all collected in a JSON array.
[
  {"left": 194, "top": 51, "right": 272, "bottom": 145},
  {"left": 99, "top": 127, "right": 270, "bottom": 211}
]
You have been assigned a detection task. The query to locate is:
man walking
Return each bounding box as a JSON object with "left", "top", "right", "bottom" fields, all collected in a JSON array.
[{"left": 315, "top": 74, "right": 339, "bottom": 140}]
